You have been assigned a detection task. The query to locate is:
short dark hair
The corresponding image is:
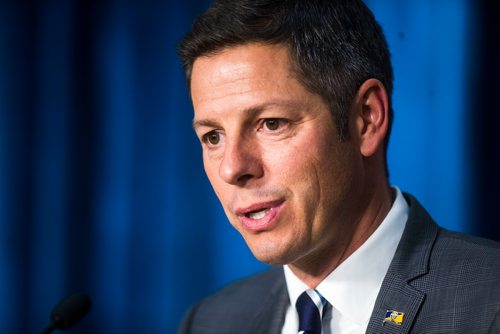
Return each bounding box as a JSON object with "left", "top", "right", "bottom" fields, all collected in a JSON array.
[{"left": 178, "top": 0, "right": 393, "bottom": 147}]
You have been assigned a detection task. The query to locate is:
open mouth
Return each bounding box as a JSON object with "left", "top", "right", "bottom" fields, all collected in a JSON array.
[
  {"left": 245, "top": 208, "right": 270, "bottom": 220},
  {"left": 237, "top": 201, "right": 284, "bottom": 232}
]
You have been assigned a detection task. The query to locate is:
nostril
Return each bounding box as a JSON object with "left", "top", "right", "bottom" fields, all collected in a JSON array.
[{"left": 235, "top": 173, "right": 254, "bottom": 185}]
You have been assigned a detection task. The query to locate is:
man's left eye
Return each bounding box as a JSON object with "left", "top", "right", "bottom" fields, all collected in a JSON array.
[{"left": 263, "top": 118, "right": 287, "bottom": 131}]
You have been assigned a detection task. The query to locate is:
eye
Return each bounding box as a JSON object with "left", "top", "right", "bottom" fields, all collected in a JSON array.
[
  {"left": 202, "top": 131, "right": 222, "bottom": 146},
  {"left": 263, "top": 118, "right": 288, "bottom": 131}
]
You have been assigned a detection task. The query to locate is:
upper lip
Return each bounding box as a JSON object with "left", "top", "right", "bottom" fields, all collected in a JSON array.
[{"left": 235, "top": 200, "right": 284, "bottom": 216}]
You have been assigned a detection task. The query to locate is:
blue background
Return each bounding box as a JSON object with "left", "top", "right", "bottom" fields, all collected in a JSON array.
[{"left": 0, "top": 0, "right": 499, "bottom": 332}]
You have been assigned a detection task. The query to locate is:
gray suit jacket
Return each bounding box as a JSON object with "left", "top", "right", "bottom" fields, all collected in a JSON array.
[{"left": 179, "top": 194, "right": 500, "bottom": 333}]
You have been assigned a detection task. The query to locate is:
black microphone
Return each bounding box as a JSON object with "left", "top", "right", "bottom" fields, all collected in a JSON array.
[{"left": 41, "top": 293, "right": 92, "bottom": 334}]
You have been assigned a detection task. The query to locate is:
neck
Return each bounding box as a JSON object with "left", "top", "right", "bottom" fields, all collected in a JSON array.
[{"left": 289, "top": 183, "right": 394, "bottom": 288}]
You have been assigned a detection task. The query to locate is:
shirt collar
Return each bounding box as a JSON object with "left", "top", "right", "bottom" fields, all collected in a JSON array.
[{"left": 284, "top": 187, "right": 409, "bottom": 327}]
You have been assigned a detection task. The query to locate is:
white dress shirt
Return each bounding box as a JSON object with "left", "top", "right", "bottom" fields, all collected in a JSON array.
[{"left": 282, "top": 187, "right": 409, "bottom": 334}]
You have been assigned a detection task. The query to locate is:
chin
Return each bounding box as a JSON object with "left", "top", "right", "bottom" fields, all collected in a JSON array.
[
  {"left": 247, "top": 240, "right": 300, "bottom": 266},
  {"left": 253, "top": 254, "right": 287, "bottom": 266}
]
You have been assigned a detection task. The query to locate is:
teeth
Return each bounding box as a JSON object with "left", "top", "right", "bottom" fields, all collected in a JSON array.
[{"left": 247, "top": 208, "right": 269, "bottom": 220}]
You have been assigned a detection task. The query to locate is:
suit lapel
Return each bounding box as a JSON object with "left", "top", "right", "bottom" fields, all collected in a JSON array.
[
  {"left": 366, "top": 275, "right": 426, "bottom": 333},
  {"left": 366, "top": 194, "right": 439, "bottom": 334},
  {"left": 249, "top": 268, "right": 289, "bottom": 334}
]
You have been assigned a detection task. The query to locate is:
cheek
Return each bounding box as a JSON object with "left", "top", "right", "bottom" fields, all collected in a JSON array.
[
  {"left": 203, "top": 160, "right": 215, "bottom": 187},
  {"left": 264, "top": 141, "right": 323, "bottom": 212},
  {"left": 203, "top": 148, "right": 223, "bottom": 180},
  {"left": 278, "top": 132, "right": 353, "bottom": 212},
  {"left": 203, "top": 157, "right": 224, "bottom": 197}
]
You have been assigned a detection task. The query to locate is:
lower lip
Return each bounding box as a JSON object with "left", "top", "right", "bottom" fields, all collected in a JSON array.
[{"left": 239, "top": 202, "right": 284, "bottom": 232}]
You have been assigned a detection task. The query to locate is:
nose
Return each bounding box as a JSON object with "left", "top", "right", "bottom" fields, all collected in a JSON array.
[{"left": 219, "top": 136, "right": 263, "bottom": 186}]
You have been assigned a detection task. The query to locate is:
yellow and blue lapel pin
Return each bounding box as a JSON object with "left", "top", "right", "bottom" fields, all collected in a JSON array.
[{"left": 383, "top": 310, "right": 404, "bottom": 326}]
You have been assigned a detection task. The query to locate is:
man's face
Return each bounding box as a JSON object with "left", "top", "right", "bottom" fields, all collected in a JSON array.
[{"left": 191, "top": 43, "right": 364, "bottom": 267}]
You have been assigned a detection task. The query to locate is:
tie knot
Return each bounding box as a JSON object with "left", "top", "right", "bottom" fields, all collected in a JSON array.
[{"left": 296, "top": 289, "right": 325, "bottom": 334}]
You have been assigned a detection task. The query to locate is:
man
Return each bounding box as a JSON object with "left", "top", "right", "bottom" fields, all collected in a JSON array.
[{"left": 177, "top": 0, "right": 500, "bottom": 333}]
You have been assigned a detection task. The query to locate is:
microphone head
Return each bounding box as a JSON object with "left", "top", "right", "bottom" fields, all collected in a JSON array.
[{"left": 50, "top": 293, "right": 92, "bottom": 330}]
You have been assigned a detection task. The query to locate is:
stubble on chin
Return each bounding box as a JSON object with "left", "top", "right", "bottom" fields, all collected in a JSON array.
[{"left": 243, "top": 232, "right": 306, "bottom": 266}]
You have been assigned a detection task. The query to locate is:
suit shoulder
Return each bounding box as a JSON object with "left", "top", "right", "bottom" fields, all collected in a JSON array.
[
  {"left": 404, "top": 193, "right": 500, "bottom": 267},
  {"left": 179, "top": 267, "right": 287, "bottom": 333},
  {"left": 199, "top": 266, "right": 284, "bottom": 305},
  {"left": 428, "top": 228, "right": 500, "bottom": 281},
  {"left": 436, "top": 228, "right": 500, "bottom": 259}
]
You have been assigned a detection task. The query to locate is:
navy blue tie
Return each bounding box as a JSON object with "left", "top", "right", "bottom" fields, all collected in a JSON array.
[{"left": 296, "top": 290, "right": 323, "bottom": 334}]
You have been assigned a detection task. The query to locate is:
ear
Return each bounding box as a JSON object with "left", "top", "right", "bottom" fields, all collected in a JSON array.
[{"left": 353, "top": 79, "right": 389, "bottom": 157}]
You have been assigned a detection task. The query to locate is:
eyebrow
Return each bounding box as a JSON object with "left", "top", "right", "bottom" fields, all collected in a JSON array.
[
  {"left": 192, "top": 100, "right": 296, "bottom": 130},
  {"left": 192, "top": 118, "right": 222, "bottom": 130}
]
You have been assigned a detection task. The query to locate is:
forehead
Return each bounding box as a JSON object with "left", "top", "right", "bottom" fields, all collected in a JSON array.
[
  {"left": 191, "top": 42, "right": 292, "bottom": 81},
  {"left": 190, "top": 43, "right": 300, "bottom": 110},
  {"left": 191, "top": 43, "right": 291, "bottom": 92}
]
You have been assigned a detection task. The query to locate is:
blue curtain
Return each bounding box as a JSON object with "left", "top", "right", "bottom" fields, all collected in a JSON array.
[
  {"left": 0, "top": 1, "right": 497, "bottom": 333},
  {"left": 369, "top": 0, "right": 474, "bottom": 233}
]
